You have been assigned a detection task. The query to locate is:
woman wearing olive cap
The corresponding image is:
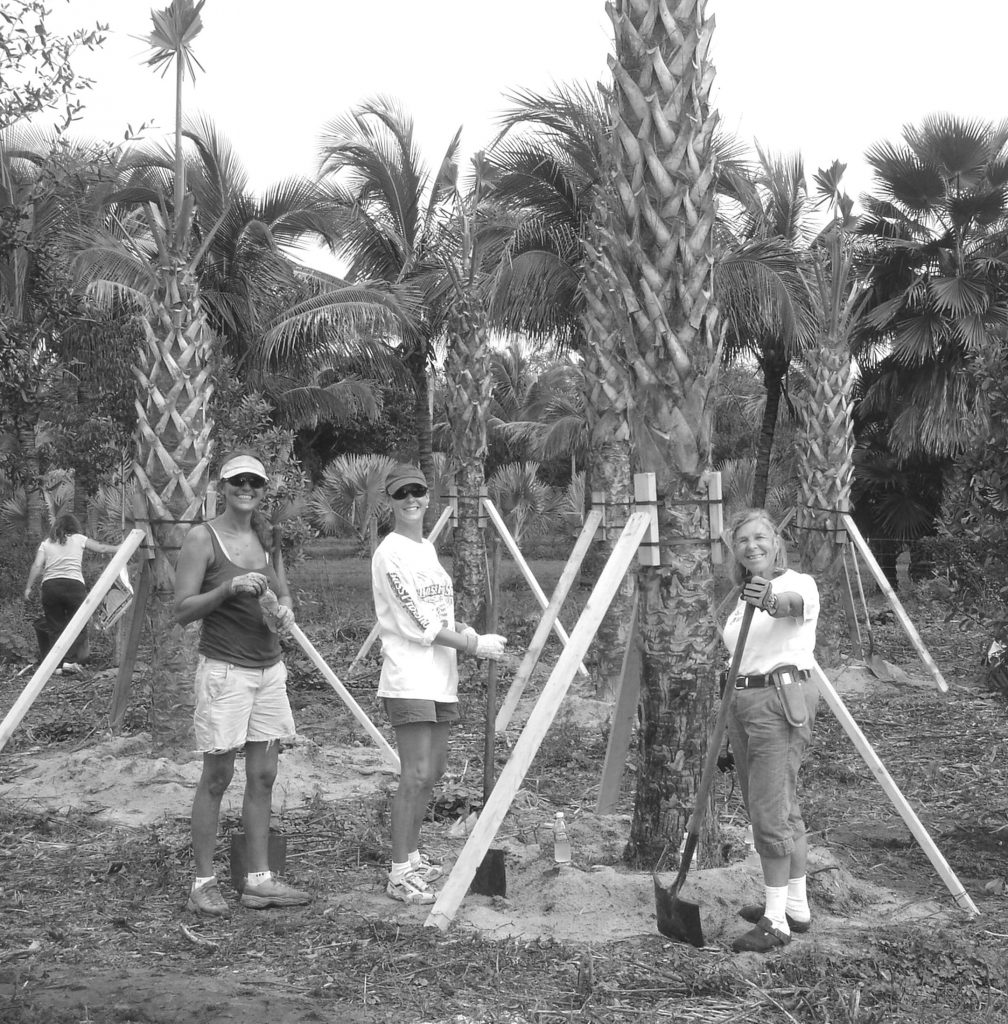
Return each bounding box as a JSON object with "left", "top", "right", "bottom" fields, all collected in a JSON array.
[
  {"left": 174, "top": 450, "right": 310, "bottom": 917},
  {"left": 372, "top": 463, "right": 507, "bottom": 905}
]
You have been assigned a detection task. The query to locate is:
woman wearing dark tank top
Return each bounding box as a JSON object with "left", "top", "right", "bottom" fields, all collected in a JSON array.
[{"left": 173, "top": 451, "right": 311, "bottom": 917}]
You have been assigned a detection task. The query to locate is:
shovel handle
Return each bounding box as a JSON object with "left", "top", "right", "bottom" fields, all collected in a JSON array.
[{"left": 672, "top": 600, "right": 756, "bottom": 889}]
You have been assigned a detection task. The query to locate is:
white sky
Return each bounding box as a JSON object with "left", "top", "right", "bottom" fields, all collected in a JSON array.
[{"left": 47, "top": 0, "right": 1008, "bottom": 263}]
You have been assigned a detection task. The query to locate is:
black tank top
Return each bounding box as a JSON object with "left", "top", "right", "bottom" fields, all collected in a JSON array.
[{"left": 197, "top": 524, "right": 282, "bottom": 668}]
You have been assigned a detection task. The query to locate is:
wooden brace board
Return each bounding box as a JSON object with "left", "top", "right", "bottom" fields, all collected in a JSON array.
[{"left": 424, "top": 512, "right": 651, "bottom": 931}]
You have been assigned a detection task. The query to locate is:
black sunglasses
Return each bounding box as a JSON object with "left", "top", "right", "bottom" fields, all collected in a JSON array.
[
  {"left": 227, "top": 474, "right": 267, "bottom": 489},
  {"left": 390, "top": 484, "right": 428, "bottom": 500}
]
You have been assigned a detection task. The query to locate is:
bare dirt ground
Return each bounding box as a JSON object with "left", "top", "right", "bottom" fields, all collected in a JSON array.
[{"left": 1, "top": 574, "right": 1007, "bottom": 1023}]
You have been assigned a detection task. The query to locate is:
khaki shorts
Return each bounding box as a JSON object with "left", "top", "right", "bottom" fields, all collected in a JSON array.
[
  {"left": 193, "top": 656, "right": 296, "bottom": 754},
  {"left": 383, "top": 698, "right": 461, "bottom": 727}
]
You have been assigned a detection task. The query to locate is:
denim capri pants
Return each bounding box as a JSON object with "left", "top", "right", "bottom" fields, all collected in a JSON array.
[{"left": 726, "top": 677, "right": 820, "bottom": 860}]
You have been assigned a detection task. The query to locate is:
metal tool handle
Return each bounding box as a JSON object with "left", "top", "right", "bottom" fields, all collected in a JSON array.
[{"left": 672, "top": 600, "right": 756, "bottom": 888}]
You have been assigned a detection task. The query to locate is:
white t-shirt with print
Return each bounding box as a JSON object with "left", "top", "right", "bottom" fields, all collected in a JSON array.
[
  {"left": 722, "top": 568, "right": 819, "bottom": 674},
  {"left": 371, "top": 531, "right": 458, "bottom": 701}
]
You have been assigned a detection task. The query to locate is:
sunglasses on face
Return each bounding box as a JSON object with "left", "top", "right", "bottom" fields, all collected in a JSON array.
[
  {"left": 390, "top": 484, "right": 428, "bottom": 500},
  {"left": 226, "top": 474, "right": 267, "bottom": 489}
]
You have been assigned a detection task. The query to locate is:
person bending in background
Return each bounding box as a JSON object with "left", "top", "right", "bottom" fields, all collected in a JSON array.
[
  {"left": 174, "top": 451, "right": 310, "bottom": 917},
  {"left": 722, "top": 507, "right": 821, "bottom": 953},
  {"left": 24, "top": 514, "right": 122, "bottom": 674},
  {"left": 372, "top": 463, "right": 507, "bottom": 905}
]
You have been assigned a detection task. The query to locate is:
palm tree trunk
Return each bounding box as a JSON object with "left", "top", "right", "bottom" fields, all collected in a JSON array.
[
  {"left": 444, "top": 289, "right": 492, "bottom": 626},
  {"left": 605, "top": 0, "right": 722, "bottom": 868},
  {"left": 796, "top": 236, "right": 858, "bottom": 573},
  {"left": 752, "top": 348, "right": 786, "bottom": 507},
  {"left": 134, "top": 264, "right": 214, "bottom": 754}
]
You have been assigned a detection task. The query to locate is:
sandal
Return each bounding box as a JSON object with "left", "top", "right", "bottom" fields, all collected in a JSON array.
[
  {"left": 739, "top": 903, "right": 811, "bottom": 933},
  {"left": 732, "top": 915, "right": 791, "bottom": 953}
]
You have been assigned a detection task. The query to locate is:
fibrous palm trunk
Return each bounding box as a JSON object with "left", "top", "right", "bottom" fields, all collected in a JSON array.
[
  {"left": 134, "top": 261, "right": 214, "bottom": 753},
  {"left": 444, "top": 288, "right": 493, "bottom": 627},
  {"left": 605, "top": 0, "right": 722, "bottom": 868},
  {"left": 795, "top": 236, "right": 858, "bottom": 573},
  {"left": 581, "top": 185, "right": 636, "bottom": 698}
]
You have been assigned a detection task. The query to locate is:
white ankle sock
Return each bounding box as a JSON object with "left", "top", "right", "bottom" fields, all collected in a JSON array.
[
  {"left": 390, "top": 859, "right": 411, "bottom": 882},
  {"left": 763, "top": 884, "right": 790, "bottom": 934},
  {"left": 193, "top": 875, "right": 215, "bottom": 890},
  {"left": 786, "top": 875, "right": 810, "bottom": 921},
  {"left": 408, "top": 850, "right": 422, "bottom": 868},
  {"left": 246, "top": 870, "right": 271, "bottom": 885}
]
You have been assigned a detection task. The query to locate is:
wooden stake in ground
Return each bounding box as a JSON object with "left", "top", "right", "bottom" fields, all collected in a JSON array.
[
  {"left": 288, "top": 624, "right": 400, "bottom": 773},
  {"left": 840, "top": 514, "right": 948, "bottom": 693},
  {"left": 425, "top": 512, "right": 651, "bottom": 931},
  {"left": 812, "top": 662, "right": 976, "bottom": 914},
  {"left": 1, "top": 530, "right": 146, "bottom": 753},
  {"left": 494, "top": 510, "right": 602, "bottom": 734},
  {"left": 481, "top": 498, "right": 589, "bottom": 679}
]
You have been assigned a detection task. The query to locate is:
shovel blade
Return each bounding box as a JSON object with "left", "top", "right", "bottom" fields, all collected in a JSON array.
[{"left": 654, "top": 876, "right": 704, "bottom": 947}]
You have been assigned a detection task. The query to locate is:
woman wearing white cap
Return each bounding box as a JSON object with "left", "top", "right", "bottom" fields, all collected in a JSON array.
[
  {"left": 174, "top": 449, "right": 311, "bottom": 917},
  {"left": 372, "top": 462, "right": 507, "bottom": 904}
]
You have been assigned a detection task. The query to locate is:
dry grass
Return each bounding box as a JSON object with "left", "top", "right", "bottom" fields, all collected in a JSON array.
[{"left": 2, "top": 548, "right": 1008, "bottom": 1022}]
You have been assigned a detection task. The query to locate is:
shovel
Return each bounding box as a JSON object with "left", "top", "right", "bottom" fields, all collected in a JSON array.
[{"left": 655, "top": 600, "right": 755, "bottom": 947}]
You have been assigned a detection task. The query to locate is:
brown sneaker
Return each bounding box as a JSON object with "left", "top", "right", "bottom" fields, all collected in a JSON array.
[
  {"left": 239, "top": 874, "right": 312, "bottom": 909},
  {"left": 186, "top": 879, "right": 231, "bottom": 917}
]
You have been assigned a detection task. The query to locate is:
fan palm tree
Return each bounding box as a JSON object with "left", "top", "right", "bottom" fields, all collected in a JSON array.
[
  {"left": 856, "top": 114, "right": 1008, "bottom": 460},
  {"left": 602, "top": 0, "right": 722, "bottom": 867}
]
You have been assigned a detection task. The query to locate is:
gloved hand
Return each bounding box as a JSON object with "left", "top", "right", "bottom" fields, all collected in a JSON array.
[
  {"left": 475, "top": 633, "right": 507, "bottom": 660},
  {"left": 258, "top": 589, "right": 294, "bottom": 633},
  {"left": 742, "top": 575, "right": 775, "bottom": 611},
  {"left": 230, "top": 571, "right": 268, "bottom": 597}
]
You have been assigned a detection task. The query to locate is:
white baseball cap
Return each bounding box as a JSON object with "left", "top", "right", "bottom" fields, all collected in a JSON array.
[{"left": 219, "top": 454, "right": 268, "bottom": 482}]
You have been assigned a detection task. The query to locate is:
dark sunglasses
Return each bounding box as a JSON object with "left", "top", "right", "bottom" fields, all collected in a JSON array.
[
  {"left": 390, "top": 484, "right": 428, "bottom": 500},
  {"left": 226, "top": 474, "right": 267, "bottom": 489}
]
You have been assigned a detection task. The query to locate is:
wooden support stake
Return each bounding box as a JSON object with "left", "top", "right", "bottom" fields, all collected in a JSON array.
[
  {"left": 495, "top": 510, "right": 602, "bottom": 733},
  {"left": 425, "top": 512, "right": 651, "bottom": 931},
  {"left": 633, "top": 473, "right": 659, "bottom": 567},
  {"left": 288, "top": 623, "right": 400, "bottom": 773},
  {"left": 848, "top": 541, "right": 874, "bottom": 654},
  {"left": 839, "top": 546, "right": 864, "bottom": 658},
  {"left": 840, "top": 514, "right": 948, "bottom": 693},
  {"left": 595, "top": 592, "right": 641, "bottom": 814},
  {"left": 812, "top": 662, "right": 977, "bottom": 915},
  {"left": 346, "top": 505, "right": 454, "bottom": 677},
  {"left": 705, "top": 471, "right": 723, "bottom": 565},
  {"left": 481, "top": 498, "right": 589, "bottom": 679},
  {"left": 1, "top": 530, "right": 145, "bottom": 753}
]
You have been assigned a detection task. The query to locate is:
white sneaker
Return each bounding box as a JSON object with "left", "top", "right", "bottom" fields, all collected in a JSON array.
[
  {"left": 386, "top": 869, "right": 435, "bottom": 905},
  {"left": 410, "top": 852, "right": 443, "bottom": 884}
]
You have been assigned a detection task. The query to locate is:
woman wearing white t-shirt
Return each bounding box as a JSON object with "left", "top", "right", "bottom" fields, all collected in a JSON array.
[
  {"left": 24, "top": 514, "right": 120, "bottom": 674},
  {"left": 721, "top": 508, "right": 821, "bottom": 953},
  {"left": 371, "top": 463, "right": 507, "bottom": 905}
]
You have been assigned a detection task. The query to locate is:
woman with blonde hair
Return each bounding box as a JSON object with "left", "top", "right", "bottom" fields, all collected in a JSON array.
[{"left": 721, "top": 507, "right": 820, "bottom": 953}]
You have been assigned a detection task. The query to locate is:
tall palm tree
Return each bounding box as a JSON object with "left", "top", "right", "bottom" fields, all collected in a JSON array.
[
  {"left": 719, "top": 149, "right": 816, "bottom": 506},
  {"left": 795, "top": 162, "right": 866, "bottom": 572},
  {"left": 602, "top": 0, "right": 722, "bottom": 867},
  {"left": 314, "top": 98, "right": 463, "bottom": 489},
  {"left": 856, "top": 114, "right": 1008, "bottom": 460}
]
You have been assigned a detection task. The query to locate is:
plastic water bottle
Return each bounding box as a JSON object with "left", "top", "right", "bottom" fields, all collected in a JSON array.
[{"left": 553, "top": 812, "right": 571, "bottom": 864}]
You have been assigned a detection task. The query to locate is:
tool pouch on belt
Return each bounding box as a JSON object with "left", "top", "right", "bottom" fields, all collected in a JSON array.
[{"left": 770, "top": 665, "right": 809, "bottom": 727}]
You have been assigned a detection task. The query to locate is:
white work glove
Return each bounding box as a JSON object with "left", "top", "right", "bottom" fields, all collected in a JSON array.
[
  {"left": 475, "top": 633, "right": 507, "bottom": 661},
  {"left": 230, "top": 571, "right": 268, "bottom": 597},
  {"left": 258, "top": 590, "right": 295, "bottom": 634}
]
